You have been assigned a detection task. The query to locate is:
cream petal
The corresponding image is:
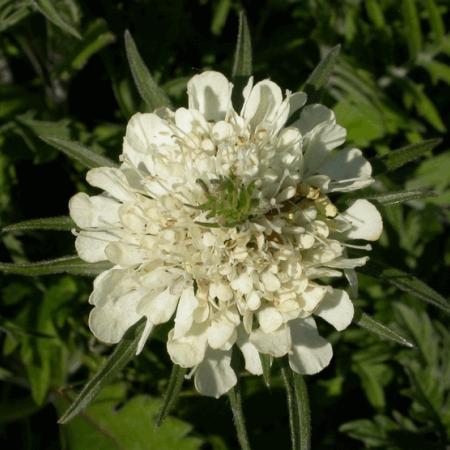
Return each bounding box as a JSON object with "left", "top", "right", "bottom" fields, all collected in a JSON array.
[
  {"left": 207, "top": 318, "right": 236, "bottom": 349},
  {"left": 209, "top": 281, "right": 233, "bottom": 302},
  {"left": 187, "top": 71, "right": 232, "bottom": 121},
  {"left": 138, "top": 286, "right": 180, "bottom": 325},
  {"left": 167, "top": 323, "right": 208, "bottom": 368},
  {"left": 105, "top": 241, "right": 147, "bottom": 267},
  {"left": 230, "top": 272, "right": 253, "bottom": 294},
  {"left": 345, "top": 268, "right": 359, "bottom": 298},
  {"left": 237, "top": 326, "right": 263, "bottom": 375},
  {"left": 250, "top": 325, "right": 291, "bottom": 357},
  {"left": 88, "top": 289, "right": 144, "bottom": 344},
  {"left": 287, "top": 92, "right": 308, "bottom": 118},
  {"left": 125, "top": 112, "right": 173, "bottom": 150},
  {"left": 75, "top": 230, "right": 117, "bottom": 262},
  {"left": 194, "top": 349, "right": 237, "bottom": 398},
  {"left": 314, "top": 289, "right": 354, "bottom": 331},
  {"left": 173, "top": 286, "right": 198, "bottom": 339},
  {"left": 303, "top": 122, "right": 347, "bottom": 175},
  {"left": 272, "top": 91, "right": 307, "bottom": 133},
  {"left": 246, "top": 291, "right": 261, "bottom": 310},
  {"left": 69, "top": 193, "right": 121, "bottom": 228},
  {"left": 89, "top": 267, "right": 135, "bottom": 307},
  {"left": 261, "top": 271, "right": 281, "bottom": 292},
  {"left": 326, "top": 256, "right": 369, "bottom": 269},
  {"left": 242, "top": 79, "right": 283, "bottom": 129},
  {"left": 340, "top": 199, "right": 383, "bottom": 241},
  {"left": 294, "top": 104, "right": 334, "bottom": 135},
  {"left": 257, "top": 306, "right": 283, "bottom": 333},
  {"left": 174, "top": 107, "right": 209, "bottom": 135},
  {"left": 301, "top": 285, "right": 328, "bottom": 313},
  {"left": 86, "top": 167, "right": 136, "bottom": 203},
  {"left": 211, "top": 121, "right": 234, "bottom": 141},
  {"left": 288, "top": 317, "right": 333, "bottom": 375},
  {"left": 136, "top": 319, "right": 154, "bottom": 355},
  {"left": 320, "top": 148, "right": 373, "bottom": 192},
  {"left": 240, "top": 76, "right": 254, "bottom": 113}
]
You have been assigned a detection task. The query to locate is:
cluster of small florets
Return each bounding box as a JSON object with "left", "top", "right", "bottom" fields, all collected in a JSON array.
[{"left": 70, "top": 71, "right": 382, "bottom": 397}]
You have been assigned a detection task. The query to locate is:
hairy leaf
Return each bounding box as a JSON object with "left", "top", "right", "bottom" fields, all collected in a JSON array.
[
  {"left": 40, "top": 136, "right": 118, "bottom": 169},
  {"left": 124, "top": 30, "right": 171, "bottom": 110},
  {"left": 58, "top": 318, "right": 147, "bottom": 424},
  {"left": 33, "top": 0, "right": 81, "bottom": 39},
  {"left": 371, "top": 138, "right": 441, "bottom": 174},
  {"left": 156, "top": 364, "right": 187, "bottom": 427},
  {"left": 303, "top": 45, "right": 340, "bottom": 103},
  {"left": 3, "top": 216, "right": 75, "bottom": 232},
  {"left": 363, "top": 189, "right": 437, "bottom": 205},
  {"left": 353, "top": 310, "right": 414, "bottom": 348},
  {"left": 232, "top": 10, "right": 252, "bottom": 79},
  {"left": 360, "top": 261, "right": 450, "bottom": 313},
  {"left": 0, "top": 256, "right": 112, "bottom": 276}
]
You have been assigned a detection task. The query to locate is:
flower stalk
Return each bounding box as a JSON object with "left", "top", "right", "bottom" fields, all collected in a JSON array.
[
  {"left": 228, "top": 382, "right": 252, "bottom": 450},
  {"left": 281, "top": 359, "right": 311, "bottom": 450}
]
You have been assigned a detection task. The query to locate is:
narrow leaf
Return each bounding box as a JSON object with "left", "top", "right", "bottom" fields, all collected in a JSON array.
[
  {"left": 303, "top": 45, "right": 341, "bottom": 103},
  {"left": 404, "top": 366, "right": 447, "bottom": 439},
  {"left": 155, "top": 364, "right": 187, "bottom": 427},
  {"left": 402, "top": 0, "right": 422, "bottom": 61},
  {"left": 425, "top": 0, "right": 445, "bottom": 44},
  {"left": 32, "top": 0, "right": 81, "bottom": 39},
  {"left": 3, "top": 216, "right": 75, "bottom": 232},
  {"left": 0, "top": 256, "right": 111, "bottom": 276},
  {"left": 0, "top": 0, "right": 32, "bottom": 32},
  {"left": 58, "top": 318, "right": 146, "bottom": 424},
  {"left": 365, "top": 0, "right": 386, "bottom": 29},
  {"left": 281, "top": 360, "right": 311, "bottom": 450},
  {"left": 402, "top": 79, "right": 446, "bottom": 131},
  {"left": 228, "top": 382, "right": 252, "bottom": 450},
  {"left": 359, "top": 261, "right": 450, "bottom": 313},
  {"left": 371, "top": 138, "right": 441, "bottom": 174},
  {"left": 124, "top": 30, "right": 171, "bottom": 111},
  {"left": 353, "top": 310, "right": 414, "bottom": 348},
  {"left": 232, "top": 10, "right": 252, "bottom": 79},
  {"left": 40, "top": 136, "right": 118, "bottom": 169},
  {"left": 211, "top": 0, "right": 231, "bottom": 36},
  {"left": 55, "top": 18, "right": 115, "bottom": 78},
  {"left": 363, "top": 189, "right": 437, "bottom": 205}
]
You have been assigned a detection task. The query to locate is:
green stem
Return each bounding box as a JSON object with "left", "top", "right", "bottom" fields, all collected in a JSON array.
[
  {"left": 228, "top": 383, "right": 252, "bottom": 450},
  {"left": 281, "top": 360, "right": 311, "bottom": 450}
]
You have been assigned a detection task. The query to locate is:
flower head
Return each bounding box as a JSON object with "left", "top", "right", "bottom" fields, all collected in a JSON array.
[{"left": 69, "top": 71, "right": 382, "bottom": 398}]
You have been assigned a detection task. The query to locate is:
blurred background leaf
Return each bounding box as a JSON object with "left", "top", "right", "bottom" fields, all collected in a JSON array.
[{"left": 0, "top": 0, "right": 449, "bottom": 449}]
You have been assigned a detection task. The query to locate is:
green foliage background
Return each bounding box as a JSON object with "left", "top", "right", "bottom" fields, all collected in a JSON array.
[{"left": 0, "top": 0, "right": 449, "bottom": 448}]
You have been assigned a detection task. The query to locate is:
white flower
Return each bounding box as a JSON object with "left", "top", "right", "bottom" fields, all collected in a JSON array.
[{"left": 69, "top": 71, "right": 382, "bottom": 398}]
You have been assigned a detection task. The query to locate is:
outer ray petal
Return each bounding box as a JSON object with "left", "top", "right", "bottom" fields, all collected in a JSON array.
[
  {"left": 242, "top": 79, "right": 283, "bottom": 129},
  {"left": 167, "top": 323, "right": 209, "bottom": 368},
  {"left": 320, "top": 148, "right": 374, "bottom": 192},
  {"left": 314, "top": 289, "right": 354, "bottom": 331},
  {"left": 194, "top": 349, "right": 237, "bottom": 398},
  {"left": 288, "top": 317, "right": 333, "bottom": 375},
  {"left": 250, "top": 325, "right": 292, "bottom": 357},
  {"left": 75, "top": 230, "right": 118, "bottom": 263},
  {"left": 340, "top": 199, "right": 383, "bottom": 241},
  {"left": 69, "top": 193, "right": 121, "bottom": 228},
  {"left": 237, "top": 326, "right": 263, "bottom": 375},
  {"left": 187, "top": 71, "right": 232, "bottom": 122}
]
